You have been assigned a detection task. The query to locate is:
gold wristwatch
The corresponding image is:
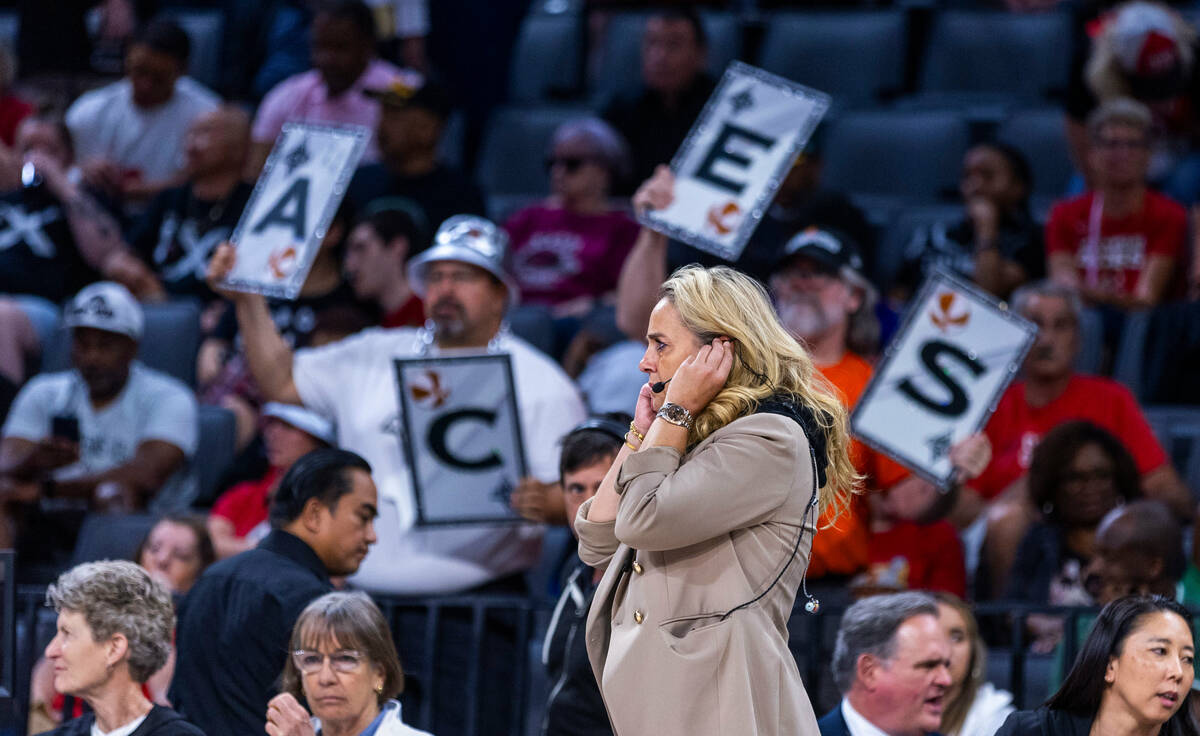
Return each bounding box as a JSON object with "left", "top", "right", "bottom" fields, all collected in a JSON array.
[{"left": 656, "top": 402, "right": 693, "bottom": 429}]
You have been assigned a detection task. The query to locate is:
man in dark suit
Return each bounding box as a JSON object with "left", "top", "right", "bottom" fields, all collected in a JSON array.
[{"left": 820, "top": 592, "right": 952, "bottom": 736}]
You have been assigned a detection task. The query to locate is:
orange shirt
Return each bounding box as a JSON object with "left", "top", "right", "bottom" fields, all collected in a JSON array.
[{"left": 808, "top": 352, "right": 909, "bottom": 578}]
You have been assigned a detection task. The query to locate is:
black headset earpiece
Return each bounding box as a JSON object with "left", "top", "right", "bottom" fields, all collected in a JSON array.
[{"left": 569, "top": 416, "right": 628, "bottom": 443}]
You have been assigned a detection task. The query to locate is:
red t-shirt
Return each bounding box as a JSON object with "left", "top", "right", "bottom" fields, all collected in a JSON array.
[
  {"left": 1045, "top": 190, "right": 1186, "bottom": 297},
  {"left": 503, "top": 205, "right": 639, "bottom": 307},
  {"left": 971, "top": 375, "right": 1168, "bottom": 499},
  {"left": 210, "top": 468, "right": 281, "bottom": 537},
  {"left": 809, "top": 353, "right": 910, "bottom": 578},
  {"left": 864, "top": 520, "right": 966, "bottom": 597},
  {"left": 382, "top": 294, "right": 424, "bottom": 328},
  {"left": 0, "top": 95, "right": 31, "bottom": 146}
]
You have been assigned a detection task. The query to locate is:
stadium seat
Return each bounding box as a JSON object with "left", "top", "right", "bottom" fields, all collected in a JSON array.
[
  {"left": 918, "top": 11, "right": 1072, "bottom": 102},
  {"left": 997, "top": 108, "right": 1076, "bottom": 198},
  {"left": 69, "top": 512, "right": 156, "bottom": 567},
  {"left": 820, "top": 111, "right": 969, "bottom": 202},
  {"left": 873, "top": 204, "right": 963, "bottom": 292},
  {"left": 508, "top": 13, "right": 584, "bottom": 103},
  {"left": 756, "top": 11, "right": 907, "bottom": 108},
  {"left": 1113, "top": 302, "right": 1200, "bottom": 404},
  {"left": 160, "top": 7, "right": 225, "bottom": 92},
  {"left": 589, "top": 11, "right": 742, "bottom": 103},
  {"left": 1143, "top": 405, "right": 1200, "bottom": 497},
  {"left": 476, "top": 106, "right": 590, "bottom": 197},
  {"left": 0, "top": 11, "right": 17, "bottom": 52},
  {"left": 193, "top": 405, "right": 237, "bottom": 508},
  {"left": 42, "top": 299, "right": 203, "bottom": 387}
]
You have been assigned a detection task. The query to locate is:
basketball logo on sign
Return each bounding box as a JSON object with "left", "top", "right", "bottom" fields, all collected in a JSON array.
[
  {"left": 409, "top": 370, "right": 450, "bottom": 408},
  {"left": 705, "top": 200, "right": 741, "bottom": 236},
  {"left": 268, "top": 246, "right": 298, "bottom": 280},
  {"left": 930, "top": 291, "right": 970, "bottom": 332}
]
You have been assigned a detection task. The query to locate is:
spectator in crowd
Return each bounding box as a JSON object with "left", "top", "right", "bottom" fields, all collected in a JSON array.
[
  {"left": 895, "top": 142, "right": 1044, "bottom": 302},
  {"left": 198, "top": 201, "right": 362, "bottom": 451},
  {"left": 345, "top": 76, "right": 484, "bottom": 232},
  {"left": 171, "top": 448, "right": 378, "bottom": 736},
  {"left": 0, "top": 283, "right": 198, "bottom": 548},
  {"left": 504, "top": 118, "right": 637, "bottom": 318},
  {"left": 267, "top": 591, "right": 431, "bottom": 736},
  {"left": 366, "top": 0, "right": 431, "bottom": 73},
  {"left": 601, "top": 8, "right": 715, "bottom": 189},
  {"left": 39, "top": 560, "right": 204, "bottom": 736},
  {"left": 208, "top": 403, "right": 335, "bottom": 560},
  {"left": 975, "top": 281, "right": 1189, "bottom": 595},
  {"left": 1008, "top": 421, "right": 1142, "bottom": 651},
  {"left": 342, "top": 205, "right": 425, "bottom": 328},
  {"left": 820, "top": 592, "right": 952, "bottom": 736},
  {"left": 250, "top": 0, "right": 416, "bottom": 171},
  {"left": 1047, "top": 98, "right": 1186, "bottom": 310},
  {"left": 1087, "top": 500, "right": 1186, "bottom": 605},
  {"left": 536, "top": 417, "right": 624, "bottom": 736},
  {"left": 28, "top": 515, "right": 215, "bottom": 733},
  {"left": 0, "top": 45, "right": 31, "bottom": 147},
  {"left": 995, "top": 596, "right": 1194, "bottom": 736},
  {"left": 66, "top": 18, "right": 221, "bottom": 206},
  {"left": 934, "top": 593, "right": 1016, "bottom": 736},
  {"left": 0, "top": 113, "right": 161, "bottom": 390},
  {"left": 125, "top": 105, "right": 253, "bottom": 304},
  {"left": 206, "top": 215, "right": 585, "bottom": 597},
  {"left": 852, "top": 489, "right": 967, "bottom": 598},
  {"left": 1064, "top": 1, "right": 1200, "bottom": 205}
]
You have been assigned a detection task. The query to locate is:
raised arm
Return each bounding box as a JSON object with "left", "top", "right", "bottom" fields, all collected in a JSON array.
[
  {"left": 615, "top": 166, "right": 675, "bottom": 341},
  {"left": 206, "top": 242, "right": 302, "bottom": 405}
]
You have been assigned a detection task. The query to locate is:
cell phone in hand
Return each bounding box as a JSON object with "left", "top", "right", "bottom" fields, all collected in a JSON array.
[{"left": 51, "top": 415, "right": 80, "bottom": 443}]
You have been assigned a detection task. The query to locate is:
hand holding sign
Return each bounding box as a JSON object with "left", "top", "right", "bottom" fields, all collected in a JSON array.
[{"left": 633, "top": 165, "right": 676, "bottom": 217}]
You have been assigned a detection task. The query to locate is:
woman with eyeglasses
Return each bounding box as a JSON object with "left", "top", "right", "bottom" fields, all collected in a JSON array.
[
  {"left": 266, "top": 592, "right": 431, "bottom": 736},
  {"left": 1005, "top": 420, "right": 1142, "bottom": 652}
]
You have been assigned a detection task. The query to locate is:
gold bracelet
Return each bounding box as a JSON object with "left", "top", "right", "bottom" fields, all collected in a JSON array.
[
  {"left": 628, "top": 420, "right": 645, "bottom": 441},
  {"left": 624, "top": 431, "right": 641, "bottom": 451}
]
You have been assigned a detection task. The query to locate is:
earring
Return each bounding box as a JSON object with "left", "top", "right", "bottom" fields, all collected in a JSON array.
[{"left": 375, "top": 683, "right": 384, "bottom": 696}]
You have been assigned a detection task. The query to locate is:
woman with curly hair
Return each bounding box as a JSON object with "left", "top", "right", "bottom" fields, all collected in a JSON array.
[{"left": 575, "top": 264, "right": 857, "bottom": 736}]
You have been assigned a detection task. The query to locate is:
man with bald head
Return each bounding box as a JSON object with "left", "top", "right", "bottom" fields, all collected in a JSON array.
[
  {"left": 124, "top": 106, "right": 254, "bottom": 302},
  {"left": 1086, "top": 499, "right": 1186, "bottom": 604}
]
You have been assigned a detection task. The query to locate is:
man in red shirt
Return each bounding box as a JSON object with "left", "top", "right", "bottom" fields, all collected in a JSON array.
[
  {"left": 343, "top": 206, "right": 425, "bottom": 328},
  {"left": 1046, "top": 97, "right": 1185, "bottom": 309},
  {"left": 977, "top": 280, "right": 1190, "bottom": 595}
]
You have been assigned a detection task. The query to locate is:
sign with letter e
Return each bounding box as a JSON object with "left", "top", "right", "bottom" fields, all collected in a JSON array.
[
  {"left": 395, "top": 354, "right": 529, "bottom": 526},
  {"left": 639, "top": 61, "right": 829, "bottom": 262},
  {"left": 851, "top": 271, "right": 1037, "bottom": 487},
  {"left": 220, "top": 122, "right": 367, "bottom": 299}
]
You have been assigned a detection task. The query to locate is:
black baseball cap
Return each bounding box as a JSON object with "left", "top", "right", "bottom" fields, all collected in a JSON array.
[{"left": 776, "top": 226, "right": 866, "bottom": 278}]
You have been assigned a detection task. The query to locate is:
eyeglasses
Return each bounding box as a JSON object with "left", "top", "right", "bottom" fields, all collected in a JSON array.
[
  {"left": 544, "top": 156, "right": 592, "bottom": 173},
  {"left": 1094, "top": 136, "right": 1149, "bottom": 151},
  {"left": 292, "top": 649, "right": 368, "bottom": 674}
]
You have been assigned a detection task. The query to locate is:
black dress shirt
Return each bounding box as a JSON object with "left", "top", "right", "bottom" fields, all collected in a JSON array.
[{"left": 169, "top": 530, "right": 332, "bottom": 736}]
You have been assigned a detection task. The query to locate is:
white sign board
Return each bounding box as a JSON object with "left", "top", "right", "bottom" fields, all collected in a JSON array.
[
  {"left": 220, "top": 122, "right": 367, "bottom": 299},
  {"left": 851, "top": 271, "right": 1037, "bottom": 487},
  {"left": 639, "top": 61, "right": 829, "bottom": 262},
  {"left": 394, "top": 354, "right": 529, "bottom": 526}
]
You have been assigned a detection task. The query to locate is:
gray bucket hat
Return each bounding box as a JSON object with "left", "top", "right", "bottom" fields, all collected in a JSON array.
[{"left": 406, "top": 215, "right": 520, "bottom": 307}]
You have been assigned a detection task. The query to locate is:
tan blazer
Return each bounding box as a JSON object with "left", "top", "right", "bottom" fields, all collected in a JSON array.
[{"left": 575, "top": 412, "right": 822, "bottom": 736}]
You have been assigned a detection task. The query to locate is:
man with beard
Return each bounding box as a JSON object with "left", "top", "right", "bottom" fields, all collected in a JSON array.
[
  {"left": 207, "top": 215, "right": 585, "bottom": 595},
  {"left": 0, "top": 282, "right": 196, "bottom": 551}
]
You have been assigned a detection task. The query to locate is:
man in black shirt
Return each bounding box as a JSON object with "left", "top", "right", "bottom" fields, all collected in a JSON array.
[
  {"left": 170, "top": 448, "right": 378, "bottom": 736},
  {"left": 125, "top": 106, "right": 254, "bottom": 302},
  {"left": 601, "top": 8, "right": 716, "bottom": 190},
  {"left": 346, "top": 75, "right": 484, "bottom": 241}
]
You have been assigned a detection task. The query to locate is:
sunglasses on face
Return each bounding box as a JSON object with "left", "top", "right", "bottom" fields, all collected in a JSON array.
[{"left": 544, "top": 156, "right": 594, "bottom": 173}]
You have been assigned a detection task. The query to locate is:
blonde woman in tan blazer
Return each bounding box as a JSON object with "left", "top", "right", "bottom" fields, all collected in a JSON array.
[{"left": 575, "top": 264, "right": 858, "bottom": 736}]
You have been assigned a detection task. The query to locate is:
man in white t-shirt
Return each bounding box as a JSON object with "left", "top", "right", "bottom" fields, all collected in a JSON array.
[
  {"left": 209, "top": 215, "right": 586, "bottom": 595},
  {"left": 65, "top": 19, "right": 220, "bottom": 206},
  {"left": 0, "top": 282, "right": 198, "bottom": 549}
]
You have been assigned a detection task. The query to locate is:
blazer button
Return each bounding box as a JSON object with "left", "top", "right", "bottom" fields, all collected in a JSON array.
[
  {"left": 634, "top": 610, "right": 644, "bottom": 624},
  {"left": 632, "top": 561, "right": 644, "bottom": 574}
]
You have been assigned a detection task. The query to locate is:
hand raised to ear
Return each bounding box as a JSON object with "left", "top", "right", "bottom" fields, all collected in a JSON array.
[{"left": 664, "top": 339, "right": 734, "bottom": 415}]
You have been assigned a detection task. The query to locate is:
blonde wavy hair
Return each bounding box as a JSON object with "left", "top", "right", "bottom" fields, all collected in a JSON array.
[{"left": 660, "top": 265, "right": 859, "bottom": 518}]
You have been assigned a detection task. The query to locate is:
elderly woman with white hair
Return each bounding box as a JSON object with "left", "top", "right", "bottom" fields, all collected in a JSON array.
[
  {"left": 37, "top": 560, "right": 204, "bottom": 736},
  {"left": 502, "top": 117, "right": 639, "bottom": 318}
]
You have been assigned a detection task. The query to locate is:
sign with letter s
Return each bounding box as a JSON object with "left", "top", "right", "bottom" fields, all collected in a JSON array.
[
  {"left": 395, "top": 354, "right": 529, "bottom": 526},
  {"left": 640, "top": 61, "right": 829, "bottom": 262},
  {"left": 220, "top": 122, "right": 367, "bottom": 299},
  {"left": 851, "top": 271, "right": 1037, "bottom": 487}
]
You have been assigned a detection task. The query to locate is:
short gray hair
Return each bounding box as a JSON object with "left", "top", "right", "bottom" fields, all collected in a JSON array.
[
  {"left": 1087, "top": 97, "right": 1152, "bottom": 141},
  {"left": 1010, "top": 280, "right": 1084, "bottom": 326},
  {"left": 46, "top": 560, "right": 174, "bottom": 683},
  {"left": 549, "top": 117, "right": 633, "bottom": 184},
  {"left": 831, "top": 592, "right": 938, "bottom": 694}
]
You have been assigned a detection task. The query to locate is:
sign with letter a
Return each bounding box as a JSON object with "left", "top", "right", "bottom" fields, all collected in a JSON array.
[
  {"left": 395, "top": 354, "right": 529, "bottom": 526},
  {"left": 851, "top": 271, "right": 1037, "bottom": 487},
  {"left": 639, "top": 61, "right": 829, "bottom": 261},
  {"left": 220, "top": 123, "right": 367, "bottom": 299}
]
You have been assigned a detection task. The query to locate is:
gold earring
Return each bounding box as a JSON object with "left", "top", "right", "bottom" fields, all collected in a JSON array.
[{"left": 375, "top": 683, "right": 384, "bottom": 695}]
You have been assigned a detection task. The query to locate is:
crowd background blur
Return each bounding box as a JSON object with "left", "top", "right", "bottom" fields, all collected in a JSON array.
[{"left": 3, "top": 0, "right": 1200, "bottom": 734}]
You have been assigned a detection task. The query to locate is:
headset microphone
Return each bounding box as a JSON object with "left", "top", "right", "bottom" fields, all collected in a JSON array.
[{"left": 650, "top": 378, "right": 671, "bottom": 394}]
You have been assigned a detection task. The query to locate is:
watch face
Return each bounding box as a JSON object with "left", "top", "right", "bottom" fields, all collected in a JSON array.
[{"left": 660, "top": 403, "right": 690, "bottom": 425}]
